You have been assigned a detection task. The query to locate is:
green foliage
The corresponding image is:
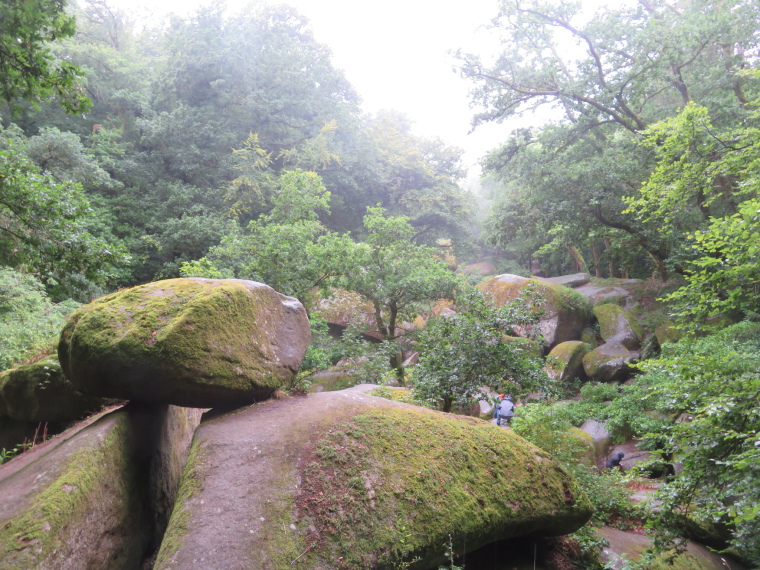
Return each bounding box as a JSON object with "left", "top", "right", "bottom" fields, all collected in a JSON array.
[
  {"left": 462, "top": 0, "right": 760, "bottom": 280},
  {"left": 662, "top": 198, "right": 760, "bottom": 324},
  {"left": 0, "top": 268, "right": 79, "bottom": 371},
  {"left": 339, "top": 207, "right": 462, "bottom": 381},
  {"left": 0, "top": 0, "right": 90, "bottom": 113},
  {"left": 635, "top": 322, "right": 760, "bottom": 564},
  {"left": 0, "top": 133, "right": 125, "bottom": 297},
  {"left": 181, "top": 169, "right": 353, "bottom": 304},
  {"left": 411, "top": 288, "right": 549, "bottom": 412}
]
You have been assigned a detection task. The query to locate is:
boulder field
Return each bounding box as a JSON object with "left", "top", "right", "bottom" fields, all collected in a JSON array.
[
  {"left": 477, "top": 274, "right": 593, "bottom": 351},
  {"left": 58, "top": 278, "right": 310, "bottom": 409}
]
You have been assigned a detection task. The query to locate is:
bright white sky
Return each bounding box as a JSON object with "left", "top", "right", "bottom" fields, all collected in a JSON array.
[{"left": 102, "top": 0, "right": 612, "bottom": 177}]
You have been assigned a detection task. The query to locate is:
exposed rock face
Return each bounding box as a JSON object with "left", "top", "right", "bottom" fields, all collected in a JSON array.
[
  {"left": 537, "top": 272, "right": 590, "bottom": 288},
  {"left": 0, "top": 357, "right": 111, "bottom": 422},
  {"left": 58, "top": 278, "right": 310, "bottom": 408},
  {"left": 579, "top": 420, "right": 612, "bottom": 465},
  {"left": 311, "top": 288, "right": 380, "bottom": 339},
  {"left": 597, "top": 526, "right": 746, "bottom": 570},
  {"left": 0, "top": 409, "right": 150, "bottom": 569},
  {"left": 593, "top": 304, "right": 644, "bottom": 350},
  {"left": 582, "top": 342, "right": 637, "bottom": 383},
  {"left": 575, "top": 284, "right": 630, "bottom": 307},
  {"left": 655, "top": 320, "right": 682, "bottom": 346},
  {"left": 545, "top": 341, "right": 592, "bottom": 382},
  {"left": 155, "top": 388, "right": 592, "bottom": 570},
  {"left": 478, "top": 274, "right": 593, "bottom": 351}
]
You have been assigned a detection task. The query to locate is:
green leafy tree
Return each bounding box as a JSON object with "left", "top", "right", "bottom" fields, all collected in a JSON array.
[
  {"left": 0, "top": 0, "right": 90, "bottom": 112},
  {"left": 634, "top": 323, "right": 760, "bottom": 565},
  {"left": 338, "top": 207, "right": 461, "bottom": 382},
  {"left": 412, "top": 288, "right": 548, "bottom": 412},
  {"left": 461, "top": 0, "right": 760, "bottom": 279},
  {"left": 181, "top": 169, "right": 353, "bottom": 305},
  {"left": 0, "top": 134, "right": 124, "bottom": 297},
  {"left": 0, "top": 268, "right": 80, "bottom": 371}
]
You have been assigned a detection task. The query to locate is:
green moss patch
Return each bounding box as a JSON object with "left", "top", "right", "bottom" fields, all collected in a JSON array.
[
  {"left": 293, "top": 408, "right": 592, "bottom": 569},
  {"left": 154, "top": 439, "right": 208, "bottom": 567},
  {"left": 0, "top": 411, "right": 146, "bottom": 568}
]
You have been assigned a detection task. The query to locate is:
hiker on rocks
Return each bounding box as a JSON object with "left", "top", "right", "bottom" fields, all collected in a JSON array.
[
  {"left": 497, "top": 395, "right": 515, "bottom": 426},
  {"left": 492, "top": 394, "right": 505, "bottom": 421},
  {"left": 606, "top": 451, "right": 624, "bottom": 469}
]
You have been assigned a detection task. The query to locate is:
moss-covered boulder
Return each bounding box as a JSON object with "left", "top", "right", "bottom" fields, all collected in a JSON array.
[
  {"left": 655, "top": 320, "right": 683, "bottom": 346},
  {"left": 0, "top": 409, "right": 150, "bottom": 569},
  {"left": 545, "top": 341, "right": 592, "bottom": 382},
  {"left": 502, "top": 334, "right": 544, "bottom": 357},
  {"left": 578, "top": 419, "right": 611, "bottom": 465},
  {"left": 593, "top": 304, "right": 644, "bottom": 350},
  {"left": 155, "top": 388, "right": 592, "bottom": 570},
  {"left": 582, "top": 342, "right": 637, "bottom": 383},
  {"left": 58, "top": 278, "right": 310, "bottom": 408},
  {"left": 311, "top": 288, "right": 386, "bottom": 340},
  {"left": 0, "top": 357, "right": 112, "bottom": 422},
  {"left": 478, "top": 274, "right": 593, "bottom": 351}
]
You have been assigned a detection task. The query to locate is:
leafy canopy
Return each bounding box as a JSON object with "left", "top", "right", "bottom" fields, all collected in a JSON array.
[
  {"left": 412, "top": 288, "right": 549, "bottom": 413},
  {"left": 0, "top": 0, "right": 90, "bottom": 112}
]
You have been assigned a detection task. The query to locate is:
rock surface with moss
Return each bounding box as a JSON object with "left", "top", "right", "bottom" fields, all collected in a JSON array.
[
  {"left": 582, "top": 342, "right": 637, "bottom": 383},
  {"left": 477, "top": 274, "right": 592, "bottom": 351},
  {"left": 154, "top": 387, "right": 592, "bottom": 570},
  {"left": 0, "top": 408, "right": 150, "bottom": 569},
  {"left": 58, "top": 278, "right": 310, "bottom": 408},
  {"left": 545, "top": 341, "right": 592, "bottom": 382},
  {"left": 593, "top": 304, "right": 644, "bottom": 350},
  {"left": 0, "top": 357, "right": 112, "bottom": 422}
]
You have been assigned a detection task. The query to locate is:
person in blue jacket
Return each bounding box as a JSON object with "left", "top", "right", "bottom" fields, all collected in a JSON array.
[{"left": 497, "top": 395, "right": 515, "bottom": 426}]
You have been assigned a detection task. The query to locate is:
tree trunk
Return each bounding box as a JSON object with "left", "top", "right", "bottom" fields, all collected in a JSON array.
[
  {"left": 565, "top": 245, "right": 586, "bottom": 273},
  {"left": 603, "top": 238, "right": 616, "bottom": 278},
  {"left": 591, "top": 241, "right": 602, "bottom": 277},
  {"left": 442, "top": 396, "right": 453, "bottom": 413}
]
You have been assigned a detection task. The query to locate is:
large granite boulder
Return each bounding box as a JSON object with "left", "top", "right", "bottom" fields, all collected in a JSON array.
[
  {"left": 582, "top": 342, "right": 637, "bottom": 383},
  {"left": 477, "top": 274, "right": 593, "bottom": 351},
  {"left": 0, "top": 408, "right": 150, "bottom": 569},
  {"left": 155, "top": 388, "right": 592, "bottom": 570},
  {"left": 575, "top": 284, "right": 630, "bottom": 307},
  {"left": 545, "top": 341, "right": 592, "bottom": 382},
  {"left": 0, "top": 403, "right": 204, "bottom": 568},
  {"left": 655, "top": 320, "right": 682, "bottom": 346},
  {"left": 58, "top": 278, "right": 310, "bottom": 408},
  {"left": 536, "top": 272, "right": 590, "bottom": 288},
  {"left": 311, "top": 288, "right": 380, "bottom": 339},
  {"left": 0, "top": 357, "right": 111, "bottom": 422},
  {"left": 578, "top": 419, "right": 612, "bottom": 465},
  {"left": 593, "top": 304, "right": 644, "bottom": 350}
]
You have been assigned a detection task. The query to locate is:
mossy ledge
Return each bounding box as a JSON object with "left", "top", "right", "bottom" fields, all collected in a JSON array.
[
  {"left": 153, "top": 439, "right": 208, "bottom": 567},
  {"left": 293, "top": 407, "right": 592, "bottom": 569},
  {"left": 0, "top": 411, "right": 147, "bottom": 568}
]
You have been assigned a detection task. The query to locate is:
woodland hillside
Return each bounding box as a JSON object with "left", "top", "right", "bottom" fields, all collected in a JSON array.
[{"left": 1, "top": 0, "right": 760, "bottom": 568}]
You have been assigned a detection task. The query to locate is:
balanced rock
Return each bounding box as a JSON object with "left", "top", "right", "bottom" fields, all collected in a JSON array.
[
  {"left": 582, "top": 342, "right": 637, "bottom": 383},
  {"left": 58, "top": 278, "right": 310, "bottom": 408},
  {"left": 593, "top": 304, "right": 643, "bottom": 350},
  {"left": 0, "top": 357, "right": 111, "bottom": 422},
  {"left": 478, "top": 274, "right": 593, "bottom": 351},
  {"left": 155, "top": 388, "right": 592, "bottom": 570}
]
